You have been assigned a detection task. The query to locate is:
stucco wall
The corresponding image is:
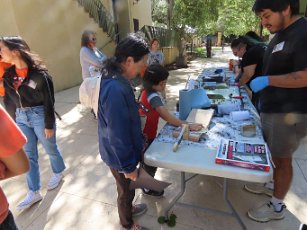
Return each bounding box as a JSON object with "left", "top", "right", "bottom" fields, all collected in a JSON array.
[
  {"left": 114, "top": 0, "right": 131, "bottom": 40},
  {"left": 114, "top": 0, "right": 152, "bottom": 40},
  {"left": 0, "top": 0, "right": 116, "bottom": 92},
  {"left": 129, "top": 0, "right": 152, "bottom": 29}
]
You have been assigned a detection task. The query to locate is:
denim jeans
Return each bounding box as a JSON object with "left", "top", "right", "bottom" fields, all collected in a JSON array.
[
  {"left": 0, "top": 211, "right": 18, "bottom": 230},
  {"left": 16, "top": 106, "right": 66, "bottom": 191}
]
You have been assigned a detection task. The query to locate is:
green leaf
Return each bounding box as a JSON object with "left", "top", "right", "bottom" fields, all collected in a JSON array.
[
  {"left": 167, "top": 218, "right": 176, "bottom": 227},
  {"left": 157, "top": 216, "right": 166, "bottom": 224}
]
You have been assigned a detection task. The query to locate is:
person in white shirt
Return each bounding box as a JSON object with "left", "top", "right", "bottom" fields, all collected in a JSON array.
[{"left": 80, "top": 30, "right": 106, "bottom": 80}]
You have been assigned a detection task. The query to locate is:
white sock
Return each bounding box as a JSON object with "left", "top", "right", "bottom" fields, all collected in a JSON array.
[{"left": 270, "top": 196, "right": 285, "bottom": 212}]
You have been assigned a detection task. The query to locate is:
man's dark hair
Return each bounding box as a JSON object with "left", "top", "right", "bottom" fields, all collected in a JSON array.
[
  {"left": 231, "top": 36, "right": 248, "bottom": 49},
  {"left": 231, "top": 35, "right": 267, "bottom": 50},
  {"left": 142, "top": 64, "right": 169, "bottom": 93},
  {"left": 252, "top": 0, "right": 300, "bottom": 15}
]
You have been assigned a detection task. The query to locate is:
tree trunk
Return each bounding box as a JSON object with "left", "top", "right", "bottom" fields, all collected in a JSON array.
[
  {"left": 166, "top": 0, "right": 174, "bottom": 29},
  {"left": 177, "top": 37, "right": 188, "bottom": 67},
  {"left": 176, "top": 56, "right": 188, "bottom": 68}
]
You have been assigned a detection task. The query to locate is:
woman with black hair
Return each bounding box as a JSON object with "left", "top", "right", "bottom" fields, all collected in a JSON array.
[
  {"left": 98, "top": 33, "right": 149, "bottom": 230},
  {"left": 230, "top": 36, "right": 266, "bottom": 111},
  {"left": 0, "top": 36, "right": 66, "bottom": 211},
  {"left": 245, "top": 31, "right": 264, "bottom": 43}
]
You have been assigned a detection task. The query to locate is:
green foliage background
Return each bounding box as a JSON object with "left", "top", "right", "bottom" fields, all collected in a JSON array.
[{"left": 151, "top": 0, "right": 266, "bottom": 36}]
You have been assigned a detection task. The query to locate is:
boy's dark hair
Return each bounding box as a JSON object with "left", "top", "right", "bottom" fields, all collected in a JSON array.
[
  {"left": 143, "top": 64, "right": 169, "bottom": 92},
  {"left": 252, "top": 0, "right": 299, "bottom": 15}
]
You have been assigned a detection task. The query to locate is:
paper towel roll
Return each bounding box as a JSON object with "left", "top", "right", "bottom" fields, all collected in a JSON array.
[
  {"left": 230, "top": 110, "right": 250, "bottom": 121},
  {"left": 179, "top": 88, "right": 211, "bottom": 120},
  {"left": 218, "top": 103, "right": 240, "bottom": 115}
]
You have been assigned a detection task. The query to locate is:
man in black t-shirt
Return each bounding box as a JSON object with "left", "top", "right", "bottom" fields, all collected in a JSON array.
[
  {"left": 245, "top": 0, "right": 307, "bottom": 223},
  {"left": 231, "top": 36, "right": 265, "bottom": 111}
]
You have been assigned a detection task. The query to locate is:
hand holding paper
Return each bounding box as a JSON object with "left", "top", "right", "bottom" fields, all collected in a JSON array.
[
  {"left": 124, "top": 168, "right": 138, "bottom": 181},
  {"left": 129, "top": 168, "right": 171, "bottom": 191}
]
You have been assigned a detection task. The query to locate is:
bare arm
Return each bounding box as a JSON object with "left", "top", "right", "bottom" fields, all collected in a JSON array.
[
  {"left": 156, "top": 106, "right": 203, "bottom": 131},
  {"left": 0, "top": 149, "right": 29, "bottom": 180},
  {"left": 239, "top": 64, "right": 256, "bottom": 85},
  {"left": 269, "top": 68, "right": 307, "bottom": 88},
  {"left": 156, "top": 106, "right": 183, "bottom": 126}
]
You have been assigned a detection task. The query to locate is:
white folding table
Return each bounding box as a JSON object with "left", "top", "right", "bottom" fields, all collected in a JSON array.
[
  {"left": 144, "top": 141, "right": 272, "bottom": 230},
  {"left": 144, "top": 70, "right": 272, "bottom": 229},
  {"left": 144, "top": 68, "right": 273, "bottom": 229}
]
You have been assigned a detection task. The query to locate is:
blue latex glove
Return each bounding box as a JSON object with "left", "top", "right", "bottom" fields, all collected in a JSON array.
[{"left": 250, "top": 76, "right": 269, "bottom": 93}]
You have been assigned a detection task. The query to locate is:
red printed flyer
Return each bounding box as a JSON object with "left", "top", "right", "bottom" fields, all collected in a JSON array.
[{"left": 215, "top": 139, "right": 271, "bottom": 172}]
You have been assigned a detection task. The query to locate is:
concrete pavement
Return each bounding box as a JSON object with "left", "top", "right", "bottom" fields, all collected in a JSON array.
[{"left": 1, "top": 47, "right": 307, "bottom": 230}]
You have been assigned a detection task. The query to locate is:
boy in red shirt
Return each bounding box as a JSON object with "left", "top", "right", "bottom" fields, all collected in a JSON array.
[
  {"left": 0, "top": 104, "right": 29, "bottom": 229},
  {"left": 139, "top": 64, "right": 202, "bottom": 196}
]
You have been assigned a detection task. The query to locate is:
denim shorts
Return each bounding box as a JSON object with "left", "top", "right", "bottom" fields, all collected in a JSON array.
[{"left": 261, "top": 113, "right": 307, "bottom": 158}]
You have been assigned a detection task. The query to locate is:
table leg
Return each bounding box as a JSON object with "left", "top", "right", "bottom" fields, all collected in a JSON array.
[
  {"left": 162, "top": 174, "right": 247, "bottom": 230},
  {"left": 223, "top": 178, "right": 247, "bottom": 230},
  {"left": 164, "top": 172, "right": 186, "bottom": 218}
]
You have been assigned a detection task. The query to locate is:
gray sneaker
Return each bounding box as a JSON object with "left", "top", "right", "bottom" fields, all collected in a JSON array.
[
  {"left": 248, "top": 201, "right": 286, "bottom": 222},
  {"left": 244, "top": 183, "right": 273, "bottom": 197},
  {"left": 17, "top": 190, "right": 43, "bottom": 211},
  {"left": 132, "top": 203, "right": 147, "bottom": 217},
  {"left": 47, "top": 173, "right": 63, "bottom": 190}
]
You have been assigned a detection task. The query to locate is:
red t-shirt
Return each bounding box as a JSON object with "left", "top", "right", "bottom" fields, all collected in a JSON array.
[
  {"left": 0, "top": 105, "right": 27, "bottom": 223},
  {"left": 13, "top": 67, "right": 28, "bottom": 90},
  {"left": 139, "top": 90, "right": 161, "bottom": 140}
]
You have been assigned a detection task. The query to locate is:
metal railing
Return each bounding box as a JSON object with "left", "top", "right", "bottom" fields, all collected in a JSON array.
[{"left": 76, "top": 0, "right": 117, "bottom": 42}]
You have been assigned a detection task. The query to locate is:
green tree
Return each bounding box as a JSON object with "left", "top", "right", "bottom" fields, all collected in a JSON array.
[
  {"left": 216, "top": 0, "right": 261, "bottom": 36},
  {"left": 171, "top": 0, "right": 223, "bottom": 34},
  {"left": 152, "top": 0, "right": 263, "bottom": 36},
  {"left": 151, "top": 0, "right": 265, "bottom": 65},
  {"left": 151, "top": 0, "right": 168, "bottom": 27},
  {"left": 170, "top": 0, "right": 223, "bottom": 65}
]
